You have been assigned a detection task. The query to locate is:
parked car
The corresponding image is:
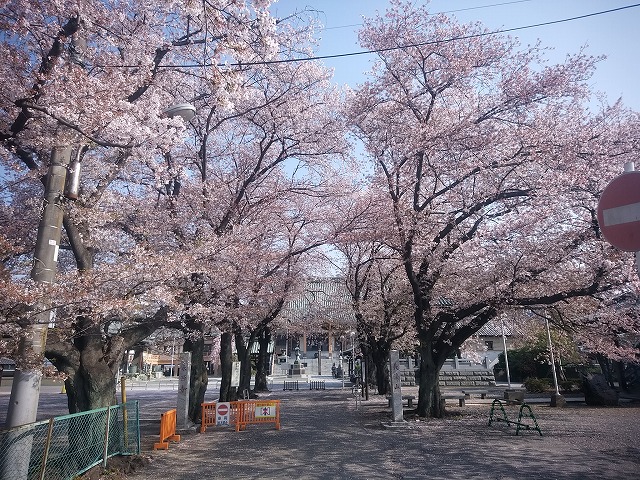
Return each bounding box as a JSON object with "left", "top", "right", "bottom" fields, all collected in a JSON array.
[{"left": 0, "top": 357, "right": 16, "bottom": 377}]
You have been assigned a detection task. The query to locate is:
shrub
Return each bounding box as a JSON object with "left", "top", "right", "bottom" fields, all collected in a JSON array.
[
  {"left": 559, "top": 380, "right": 578, "bottom": 393},
  {"left": 523, "top": 377, "right": 551, "bottom": 393}
]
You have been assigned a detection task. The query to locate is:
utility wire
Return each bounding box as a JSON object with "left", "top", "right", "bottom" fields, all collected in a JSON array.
[
  {"left": 321, "top": 0, "right": 536, "bottom": 30},
  {"left": 210, "top": 3, "right": 639, "bottom": 68},
  {"left": 95, "top": 3, "right": 639, "bottom": 70}
]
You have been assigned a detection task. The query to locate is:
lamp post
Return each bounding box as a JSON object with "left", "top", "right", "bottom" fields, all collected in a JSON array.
[
  {"left": 170, "top": 334, "right": 176, "bottom": 377},
  {"left": 5, "top": 145, "right": 72, "bottom": 429},
  {"left": 545, "top": 315, "right": 566, "bottom": 407},
  {"left": 3, "top": 101, "right": 195, "bottom": 479},
  {"left": 2, "top": 146, "right": 72, "bottom": 480},
  {"left": 6, "top": 103, "right": 194, "bottom": 427},
  {"left": 501, "top": 319, "right": 512, "bottom": 389}
]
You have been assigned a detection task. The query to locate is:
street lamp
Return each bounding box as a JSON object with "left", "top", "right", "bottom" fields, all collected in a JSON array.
[
  {"left": 6, "top": 102, "right": 196, "bottom": 429},
  {"left": 545, "top": 315, "right": 566, "bottom": 407},
  {"left": 5, "top": 145, "right": 72, "bottom": 430},
  {"left": 501, "top": 318, "right": 512, "bottom": 389},
  {"left": 162, "top": 103, "right": 196, "bottom": 122}
]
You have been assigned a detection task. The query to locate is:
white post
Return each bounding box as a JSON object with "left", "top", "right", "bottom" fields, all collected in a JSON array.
[
  {"left": 546, "top": 314, "right": 566, "bottom": 407},
  {"left": 545, "top": 317, "right": 560, "bottom": 396},
  {"left": 501, "top": 320, "right": 512, "bottom": 389},
  {"left": 170, "top": 335, "right": 176, "bottom": 377}
]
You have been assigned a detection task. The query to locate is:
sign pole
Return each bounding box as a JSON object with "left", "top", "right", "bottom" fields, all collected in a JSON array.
[
  {"left": 622, "top": 162, "right": 640, "bottom": 278},
  {"left": 597, "top": 164, "right": 640, "bottom": 256}
]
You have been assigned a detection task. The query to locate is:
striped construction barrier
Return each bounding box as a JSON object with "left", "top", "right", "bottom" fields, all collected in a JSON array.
[
  {"left": 200, "top": 401, "right": 240, "bottom": 432},
  {"left": 153, "top": 409, "right": 181, "bottom": 450},
  {"left": 236, "top": 400, "right": 281, "bottom": 431},
  {"left": 200, "top": 400, "right": 281, "bottom": 432}
]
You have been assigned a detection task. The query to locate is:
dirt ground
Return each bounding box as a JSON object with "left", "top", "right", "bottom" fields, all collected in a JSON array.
[{"left": 83, "top": 388, "right": 640, "bottom": 480}]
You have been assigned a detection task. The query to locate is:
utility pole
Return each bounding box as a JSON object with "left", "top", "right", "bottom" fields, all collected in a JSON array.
[{"left": 5, "top": 145, "right": 72, "bottom": 428}]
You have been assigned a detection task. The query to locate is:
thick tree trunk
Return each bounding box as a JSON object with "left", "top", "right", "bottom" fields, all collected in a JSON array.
[
  {"left": 367, "top": 339, "right": 391, "bottom": 395},
  {"left": 65, "top": 361, "right": 116, "bottom": 413},
  {"left": 371, "top": 348, "right": 390, "bottom": 395},
  {"left": 219, "top": 332, "right": 233, "bottom": 402},
  {"left": 254, "top": 326, "right": 271, "bottom": 392},
  {"left": 183, "top": 333, "right": 208, "bottom": 424},
  {"left": 234, "top": 330, "right": 254, "bottom": 397},
  {"left": 46, "top": 308, "right": 169, "bottom": 412},
  {"left": 47, "top": 322, "right": 121, "bottom": 413},
  {"left": 416, "top": 340, "right": 444, "bottom": 418}
]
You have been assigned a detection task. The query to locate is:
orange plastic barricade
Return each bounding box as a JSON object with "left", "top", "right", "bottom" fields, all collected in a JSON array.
[
  {"left": 153, "top": 408, "right": 181, "bottom": 450},
  {"left": 201, "top": 402, "right": 217, "bottom": 432},
  {"left": 236, "top": 400, "right": 281, "bottom": 432},
  {"left": 200, "top": 401, "right": 241, "bottom": 432}
]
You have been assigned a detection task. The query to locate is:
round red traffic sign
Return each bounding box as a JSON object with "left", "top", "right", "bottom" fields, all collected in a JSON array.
[
  {"left": 217, "top": 403, "right": 228, "bottom": 416},
  {"left": 597, "top": 171, "right": 640, "bottom": 252}
]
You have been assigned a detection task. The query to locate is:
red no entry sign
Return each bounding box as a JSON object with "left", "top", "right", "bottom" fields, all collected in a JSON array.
[
  {"left": 217, "top": 403, "right": 229, "bottom": 416},
  {"left": 597, "top": 171, "right": 640, "bottom": 252}
]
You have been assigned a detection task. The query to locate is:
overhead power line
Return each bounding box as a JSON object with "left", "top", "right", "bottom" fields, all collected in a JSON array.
[
  {"left": 321, "top": 0, "right": 536, "bottom": 31},
  {"left": 210, "top": 3, "right": 640, "bottom": 68}
]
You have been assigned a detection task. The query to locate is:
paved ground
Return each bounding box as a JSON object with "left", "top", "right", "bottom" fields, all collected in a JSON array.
[
  {"left": 128, "top": 381, "right": 639, "bottom": 480},
  {"left": 2, "top": 377, "right": 639, "bottom": 479}
]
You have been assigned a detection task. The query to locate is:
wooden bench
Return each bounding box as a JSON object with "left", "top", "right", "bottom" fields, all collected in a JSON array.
[
  {"left": 442, "top": 394, "right": 466, "bottom": 407},
  {"left": 462, "top": 389, "right": 488, "bottom": 399},
  {"left": 386, "top": 395, "right": 416, "bottom": 408}
]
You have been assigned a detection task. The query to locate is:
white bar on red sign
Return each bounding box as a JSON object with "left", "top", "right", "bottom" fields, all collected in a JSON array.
[{"left": 602, "top": 201, "right": 640, "bottom": 226}]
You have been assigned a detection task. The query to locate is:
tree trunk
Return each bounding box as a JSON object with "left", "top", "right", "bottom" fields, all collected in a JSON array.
[
  {"left": 371, "top": 347, "right": 390, "bottom": 395},
  {"left": 47, "top": 322, "right": 120, "bottom": 413},
  {"left": 367, "top": 339, "right": 391, "bottom": 395},
  {"left": 234, "top": 329, "right": 254, "bottom": 397},
  {"left": 219, "top": 332, "right": 233, "bottom": 402},
  {"left": 46, "top": 308, "right": 169, "bottom": 412},
  {"left": 183, "top": 333, "right": 208, "bottom": 424},
  {"left": 254, "top": 326, "right": 271, "bottom": 392},
  {"left": 416, "top": 339, "right": 444, "bottom": 418},
  {"left": 65, "top": 361, "right": 116, "bottom": 413}
]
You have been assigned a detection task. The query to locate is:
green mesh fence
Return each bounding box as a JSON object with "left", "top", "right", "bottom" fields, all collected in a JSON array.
[{"left": 0, "top": 401, "right": 139, "bottom": 480}]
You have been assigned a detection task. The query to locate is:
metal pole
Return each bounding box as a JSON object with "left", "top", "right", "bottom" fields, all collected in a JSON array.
[
  {"left": 501, "top": 319, "right": 512, "bottom": 389},
  {"left": 170, "top": 335, "right": 175, "bottom": 377},
  {"left": 102, "top": 405, "right": 112, "bottom": 469},
  {"left": 545, "top": 317, "right": 560, "bottom": 396},
  {"left": 624, "top": 162, "right": 640, "bottom": 278},
  {"left": 121, "top": 376, "right": 129, "bottom": 448},
  {"left": 6, "top": 145, "right": 72, "bottom": 429}
]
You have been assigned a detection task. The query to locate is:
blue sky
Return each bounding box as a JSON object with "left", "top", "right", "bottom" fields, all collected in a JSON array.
[{"left": 270, "top": 0, "right": 640, "bottom": 110}]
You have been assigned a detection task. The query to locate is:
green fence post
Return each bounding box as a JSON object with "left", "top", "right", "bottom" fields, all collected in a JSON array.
[
  {"left": 38, "top": 418, "right": 55, "bottom": 480},
  {"left": 102, "top": 406, "right": 112, "bottom": 469}
]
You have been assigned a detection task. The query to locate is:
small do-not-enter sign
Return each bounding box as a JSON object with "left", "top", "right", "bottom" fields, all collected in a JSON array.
[
  {"left": 216, "top": 402, "right": 230, "bottom": 426},
  {"left": 597, "top": 171, "right": 640, "bottom": 252}
]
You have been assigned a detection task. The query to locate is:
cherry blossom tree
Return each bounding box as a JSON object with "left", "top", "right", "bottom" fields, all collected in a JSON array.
[
  {"left": 0, "top": 0, "right": 280, "bottom": 412},
  {"left": 167, "top": 50, "right": 348, "bottom": 412},
  {"left": 348, "top": 0, "right": 639, "bottom": 417},
  {"left": 340, "top": 240, "right": 413, "bottom": 395}
]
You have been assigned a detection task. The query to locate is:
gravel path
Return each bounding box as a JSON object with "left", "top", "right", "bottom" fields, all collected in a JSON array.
[{"left": 127, "top": 389, "right": 640, "bottom": 480}]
